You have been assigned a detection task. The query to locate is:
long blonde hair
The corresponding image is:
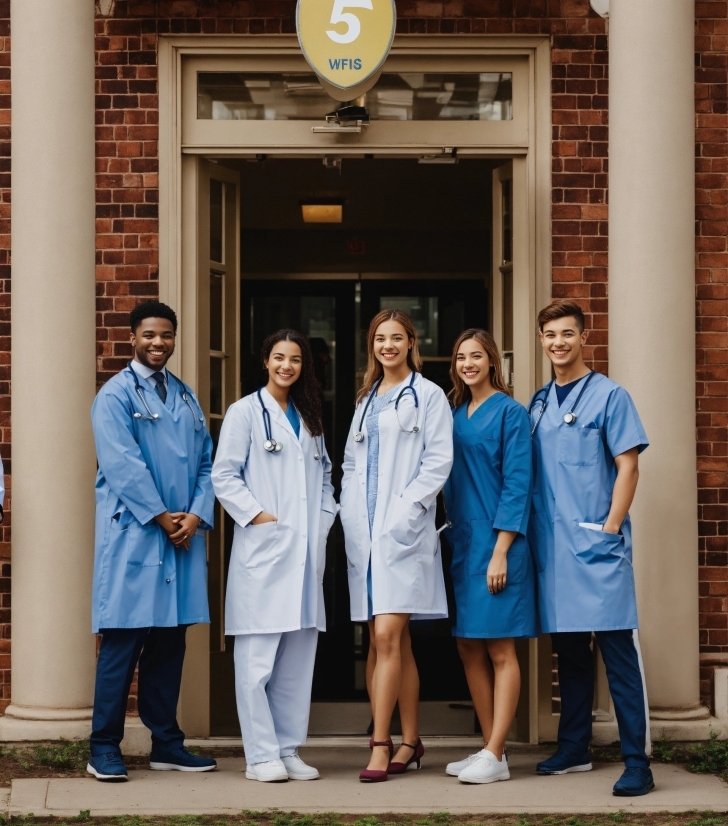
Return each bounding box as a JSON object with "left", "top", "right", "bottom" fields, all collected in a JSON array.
[
  {"left": 448, "top": 328, "right": 509, "bottom": 407},
  {"left": 356, "top": 310, "right": 423, "bottom": 404}
]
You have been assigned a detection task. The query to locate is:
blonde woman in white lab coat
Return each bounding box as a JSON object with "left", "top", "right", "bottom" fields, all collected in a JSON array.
[
  {"left": 212, "top": 329, "right": 336, "bottom": 783},
  {"left": 340, "top": 310, "right": 453, "bottom": 782}
]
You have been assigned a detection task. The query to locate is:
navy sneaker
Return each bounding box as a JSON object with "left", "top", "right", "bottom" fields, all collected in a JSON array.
[
  {"left": 536, "top": 748, "right": 593, "bottom": 775},
  {"left": 150, "top": 746, "right": 217, "bottom": 772},
  {"left": 87, "top": 752, "right": 129, "bottom": 782},
  {"left": 613, "top": 766, "right": 654, "bottom": 796}
]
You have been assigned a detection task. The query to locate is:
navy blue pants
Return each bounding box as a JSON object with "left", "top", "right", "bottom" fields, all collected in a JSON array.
[
  {"left": 90, "top": 626, "right": 187, "bottom": 757},
  {"left": 552, "top": 630, "right": 649, "bottom": 768}
]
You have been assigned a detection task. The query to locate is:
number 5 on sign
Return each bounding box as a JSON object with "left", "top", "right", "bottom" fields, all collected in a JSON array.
[
  {"left": 327, "top": 0, "right": 373, "bottom": 45},
  {"left": 297, "top": 0, "right": 396, "bottom": 91}
]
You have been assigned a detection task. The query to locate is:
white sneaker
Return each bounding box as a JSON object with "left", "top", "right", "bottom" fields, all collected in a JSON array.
[
  {"left": 458, "top": 749, "right": 510, "bottom": 784},
  {"left": 281, "top": 751, "right": 320, "bottom": 780},
  {"left": 245, "top": 759, "right": 289, "bottom": 782},
  {"left": 446, "top": 752, "right": 481, "bottom": 777}
]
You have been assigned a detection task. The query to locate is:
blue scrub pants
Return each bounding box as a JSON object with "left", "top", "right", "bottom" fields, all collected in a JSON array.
[
  {"left": 90, "top": 626, "right": 187, "bottom": 757},
  {"left": 553, "top": 630, "right": 649, "bottom": 768}
]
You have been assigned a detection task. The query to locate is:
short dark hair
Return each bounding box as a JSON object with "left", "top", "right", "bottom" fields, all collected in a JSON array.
[
  {"left": 538, "top": 299, "right": 585, "bottom": 333},
  {"left": 130, "top": 301, "right": 178, "bottom": 334}
]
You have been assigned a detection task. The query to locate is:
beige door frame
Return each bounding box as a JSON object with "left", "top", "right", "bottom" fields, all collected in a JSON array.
[{"left": 158, "top": 34, "right": 553, "bottom": 740}]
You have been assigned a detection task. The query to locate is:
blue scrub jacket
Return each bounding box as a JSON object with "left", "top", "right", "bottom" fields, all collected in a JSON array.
[
  {"left": 91, "top": 367, "right": 215, "bottom": 632},
  {"left": 528, "top": 372, "right": 649, "bottom": 633}
]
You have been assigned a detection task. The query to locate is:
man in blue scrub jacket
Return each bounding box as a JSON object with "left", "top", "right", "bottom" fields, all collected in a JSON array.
[
  {"left": 528, "top": 300, "right": 652, "bottom": 797},
  {"left": 88, "top": 301, "right": 217, "bottom": 781}
]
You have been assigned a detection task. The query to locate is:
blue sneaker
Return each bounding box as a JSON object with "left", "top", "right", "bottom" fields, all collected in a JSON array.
[
  {"left": 150, "top": 746, "right": 217, "bottom": 772},
  {"left": 613, "top": 766, "right": 654, "bottom": 796},
  {"left": 536, "top": 748, "right": 593, "bottom": 775},
  {"left": 87, "top": 752, "right": 129, "bottom": 782}
]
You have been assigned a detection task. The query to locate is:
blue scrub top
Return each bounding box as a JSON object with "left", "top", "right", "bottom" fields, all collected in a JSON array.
[
  {"left": 285, "top": 401, "right": 301, "bottom": 438},
  {"left": 91, "top": 367, "right": 215, "bottom": 632},
  {"left": 528, "top": 371, "right": 649, "bottom": 633},
  {"left": 444, "top": 392, "right": 537, "bottom": 639}
]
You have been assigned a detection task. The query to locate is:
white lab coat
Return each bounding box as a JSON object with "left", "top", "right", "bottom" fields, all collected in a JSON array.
[
  {"left": 211, "top": 389, "right": 337, "bottom": 635},
  {"left": 340, "top": 373, "right": 454, "bottom": 621}
]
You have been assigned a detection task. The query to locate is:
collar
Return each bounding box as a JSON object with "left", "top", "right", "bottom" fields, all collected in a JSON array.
[{"left": 131, "top": 359, "right": 167, "bottom": 383}]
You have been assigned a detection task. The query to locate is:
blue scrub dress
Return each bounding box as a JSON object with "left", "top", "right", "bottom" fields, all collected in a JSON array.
[{"left": 444, "top": 392, "right": 537, "bottom": 639}]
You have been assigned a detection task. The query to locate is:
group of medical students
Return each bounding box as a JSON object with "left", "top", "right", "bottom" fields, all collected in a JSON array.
[{"left": 87, "top": 297, "right": 654, "bottom": 799}]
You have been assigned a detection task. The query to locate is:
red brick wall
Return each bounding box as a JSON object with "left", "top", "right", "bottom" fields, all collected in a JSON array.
[
  {"left": 695, "top": 1, "right": 728, "bottom": 708},
  {"left": 0, "top": 0, "right": 722, "bottom": 714}
]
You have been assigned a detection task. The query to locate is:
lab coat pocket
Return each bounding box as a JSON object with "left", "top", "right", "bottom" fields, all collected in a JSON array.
[
  {"left": 559, "top": 425, "right": 600, "bottom": 466},
  {"left": 387, "top": 495, "right": 425, "bottom": 547},
  {"left": 575, "top": 522, "right": 625, "bottom": 563},
  {"left": 317, "top": 510, "right": 336, "bottom": 583},
  {"left": 243, "top": 521, "right": 280, "bottom": 569},
  {"left": 126, "top": 521, "right": 164, "bottom": 567}
]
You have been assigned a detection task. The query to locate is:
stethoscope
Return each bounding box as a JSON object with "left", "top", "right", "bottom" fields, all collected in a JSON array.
[
  {"left": 258, "top": 388, "right": 323, "bottom": 461},
  {"left": 354, "top": 371, "right": 420, "bottom": 443},
  {"left": 128, "top": 362, "right": 204, "bottom": 432},
  {"left": 528, "top": 369, "right": 596, "bottom": 437}
]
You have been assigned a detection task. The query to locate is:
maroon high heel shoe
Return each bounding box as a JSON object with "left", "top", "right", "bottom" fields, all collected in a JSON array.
[
  {"left": 359, "top": 739, "right": 394, "bottom": 782},
  {"left": 388, "top": 739, "right": 425, "bottom": 774}
]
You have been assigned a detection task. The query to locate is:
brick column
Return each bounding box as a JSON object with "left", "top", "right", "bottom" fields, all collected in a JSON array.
[
  {"left": 609, "top": 0, "right": 705, "bottom": 718},
  {"left": 1, "top": 0, "right": 97, "bottom": 735}
]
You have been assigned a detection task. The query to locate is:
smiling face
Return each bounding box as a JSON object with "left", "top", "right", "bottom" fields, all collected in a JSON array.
[
  {"left": 456, "top": 338, "right": 493, "bottom": 392},
  {"left": 130, "top": 317, "right": 176, "bottom": 370},
  {"left": 265, "top": 339, "right": 303, "bottom": 391},
  {"left": 539, "top": 315, "right": 588, "bottom": 369},
  {"left": 373, "top": 319, "right": 412, "bottom": 371}
]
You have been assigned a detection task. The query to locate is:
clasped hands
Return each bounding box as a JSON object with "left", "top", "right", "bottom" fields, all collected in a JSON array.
[{"left": 155, "top": 511, "right": 201, "bottom": 549}]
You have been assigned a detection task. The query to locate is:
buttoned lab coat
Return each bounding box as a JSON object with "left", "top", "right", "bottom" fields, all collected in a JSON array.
[
  {"left": 211, "top": 388, "right": 337, "bottom": 635},
  {"left": 528, "top": 372, "right": 649, "bottom": 633},
  {"left": 341, "top": 373, "right": 454, "bottom": 621},
  {"left": 91, "top": 368, "right": 214, "bottom": 633}
]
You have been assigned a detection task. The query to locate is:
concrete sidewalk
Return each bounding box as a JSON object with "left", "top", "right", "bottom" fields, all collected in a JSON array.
[{"left": 6, "top": 746, "right": 728, "bottom": 816}]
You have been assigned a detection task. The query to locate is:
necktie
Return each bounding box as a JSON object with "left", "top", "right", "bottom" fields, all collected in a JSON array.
[{"left": 152, "top": 372, "right": 167, "bottom": 404}]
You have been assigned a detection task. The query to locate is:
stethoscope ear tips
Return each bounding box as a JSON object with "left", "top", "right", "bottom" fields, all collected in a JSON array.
[{"left": 134, "top": 412, "right": 142, "bottom": 419}]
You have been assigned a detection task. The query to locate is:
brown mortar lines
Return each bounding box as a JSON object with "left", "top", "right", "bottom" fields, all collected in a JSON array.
[{"left": 0, "top": 0, "right": 722, "bottom": 712}]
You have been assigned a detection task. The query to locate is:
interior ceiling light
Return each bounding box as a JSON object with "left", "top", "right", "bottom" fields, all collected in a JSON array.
[{"left": 301, "top": 201, "right": 344, "bottom": 224}]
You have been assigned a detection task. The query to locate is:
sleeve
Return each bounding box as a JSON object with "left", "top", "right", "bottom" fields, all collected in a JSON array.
[
  {"left": 402, "top": 385, "right": 454, "bottom": 510},
  {"left": 442, "top": 406, "right": 458, "bottom": 510},
  {"left": 340, "top": 403, "right": 359, "bottom": 496},
  {"left": 604, "top": 386, "right": 649, "bottom": 458},
  {"left": 493, "top": 401, "right": 533, "bottom": 536},
  {"left": 320, "top": 441, "right": 338, "bottom": 516},
  {"left": 91, "top": 387, "right": 166, "bottom": 525},
  {"left": 188, "top": 427, "right": 215, "bottom": 530},
  {"left": 211, "top": 401, "right": 264, "bottom": 527}
]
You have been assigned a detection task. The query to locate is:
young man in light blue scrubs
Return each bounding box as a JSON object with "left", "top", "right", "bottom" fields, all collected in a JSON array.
[
  {"left": 528, "top": 300, "right": 653, "bottom": 797},
  {"left": 88, "top": 301, "right": 217, "bottom": 781}
]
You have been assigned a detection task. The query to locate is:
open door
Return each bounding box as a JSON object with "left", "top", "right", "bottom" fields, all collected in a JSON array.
[
  {"left": 177, "top": 158, "right": 240, "bottom": 737},
  {"left": 492, "top": 161, "right": 540, "bottom": 744}
]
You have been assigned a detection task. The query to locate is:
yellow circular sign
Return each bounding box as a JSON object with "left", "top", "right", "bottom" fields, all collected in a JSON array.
[{"left": 297, "top": 0, "right": 396, "bottom": 91}]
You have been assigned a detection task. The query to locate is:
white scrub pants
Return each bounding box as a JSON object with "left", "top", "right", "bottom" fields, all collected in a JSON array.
[{"left": 234, "top": 628, "right": 318, "bottom": 766}]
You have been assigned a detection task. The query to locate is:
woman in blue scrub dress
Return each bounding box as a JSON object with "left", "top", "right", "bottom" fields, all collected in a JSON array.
[{"left": 443, "top": 329, "right": 536, "bottom": 785}]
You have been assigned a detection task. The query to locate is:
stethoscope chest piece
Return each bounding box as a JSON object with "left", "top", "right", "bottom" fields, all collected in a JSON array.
[
  {"left": 354, "top": 432, "right": 365, "bottom": 443},
  {"left": 563, "top": 412, "right": 577, "bottom": 425},
  {"left": 264, "top": 438, "right": 277, "bottom": 453}
]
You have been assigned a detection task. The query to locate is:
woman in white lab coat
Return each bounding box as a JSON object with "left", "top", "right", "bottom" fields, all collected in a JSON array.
[
  {"left": 340, "top": 310, "right": 453, "bottom": 782},
  {"left": 212, "top": 329, "right": 336, "bottom": 784}
]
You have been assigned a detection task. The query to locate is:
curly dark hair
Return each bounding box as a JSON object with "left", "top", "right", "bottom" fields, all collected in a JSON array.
[
  {"left": 260, "top": 329, "right": 323, "bottom": 438},
  {"left": 130, "top": 300, "right": 178, "bottom": 333}
]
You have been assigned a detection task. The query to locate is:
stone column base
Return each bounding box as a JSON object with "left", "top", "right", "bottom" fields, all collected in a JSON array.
[{"left": 0, "top": 715, "right": 152, "bottom": 755}]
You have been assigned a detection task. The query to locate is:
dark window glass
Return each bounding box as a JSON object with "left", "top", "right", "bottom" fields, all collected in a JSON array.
[
  {"left": 198, "top": 72, "right": 512, "bottom": 122},
  {"left": 210, "top": 179, "right": 224, "bottom": 263},
  {"left": 210, "top": 271, "right": 223, "bottom": 352}
]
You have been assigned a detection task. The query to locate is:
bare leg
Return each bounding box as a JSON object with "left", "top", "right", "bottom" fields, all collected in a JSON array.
[
  {"left": 456, "top": 637, "right": 495, "bottom": 746},
  {"left": 484, "top": 637, "right": 520, "bottom": 760},
  {"left": 366, "top": 620, "right": 376, "bottom": 719},
  {"left": 366, "top": 613, "right": 410, "bottom": 772},
  {"left": 392, "top": 622, "right": 420, "bottom": 764}
]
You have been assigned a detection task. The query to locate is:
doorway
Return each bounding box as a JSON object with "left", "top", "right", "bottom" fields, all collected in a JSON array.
[
  {"left": 163, "top": 35, "right": 553, "bottom": 741},
  {"left": 207, "top": 157, "right": 509, "bottom": 736}
]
